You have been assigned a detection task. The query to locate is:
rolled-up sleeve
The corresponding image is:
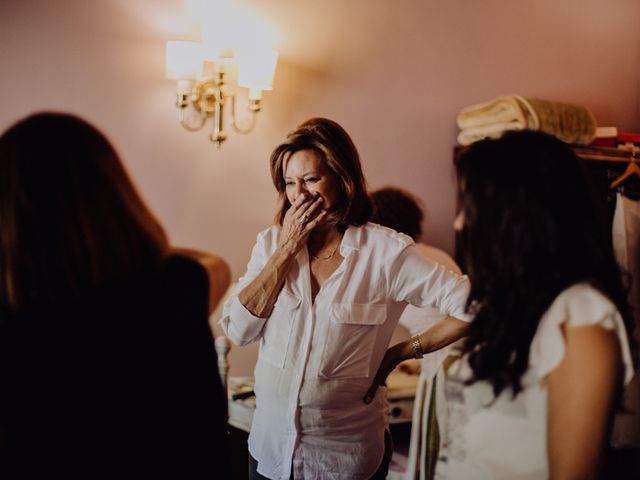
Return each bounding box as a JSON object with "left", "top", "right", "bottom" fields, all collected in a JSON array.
[
  {"left": 388, "top": 245, "right": 472, "bottom": 322},
  {"left": 219, "top": 228, "right": 276, "bottom": 346}
]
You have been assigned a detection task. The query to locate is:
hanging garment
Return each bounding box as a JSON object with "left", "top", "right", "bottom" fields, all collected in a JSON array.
[{"left": 611, "top": 192, "right": 640, "bottom": 448}]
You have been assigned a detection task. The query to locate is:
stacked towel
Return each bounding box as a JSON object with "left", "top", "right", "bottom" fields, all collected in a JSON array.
[{"left": 457, "top": 95, "right": 597, "bottom": 146}]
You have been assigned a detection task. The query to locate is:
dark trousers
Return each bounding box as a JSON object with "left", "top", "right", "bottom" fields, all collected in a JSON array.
[{"left": 248, "top": 429, "right": 393, "bottom": 480}]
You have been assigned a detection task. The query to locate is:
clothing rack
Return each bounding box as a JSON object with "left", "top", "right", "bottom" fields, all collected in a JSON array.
[
  {"left": 572, "top": 145, "right": 640, "bottom": 197},
  {"left": 571, "top": 145, "right": 638, "bottom": 164}
]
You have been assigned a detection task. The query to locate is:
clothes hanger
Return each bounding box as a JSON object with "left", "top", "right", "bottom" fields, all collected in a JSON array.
[{"left": 610, "top": 151, "right": 640, "bottom": 189}]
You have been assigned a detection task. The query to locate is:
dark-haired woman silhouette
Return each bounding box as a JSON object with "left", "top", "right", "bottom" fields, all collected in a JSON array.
[
  {"left": 0, "top": 112, "right": 230, "bottom": 478},
  {"left": 435, "top": 130, "right": 635, "bottom": 480}
]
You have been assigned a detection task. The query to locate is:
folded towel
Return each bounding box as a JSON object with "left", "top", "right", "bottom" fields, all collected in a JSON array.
[{"left": 457, "top": 95, "right": 597, "bottom": 146}]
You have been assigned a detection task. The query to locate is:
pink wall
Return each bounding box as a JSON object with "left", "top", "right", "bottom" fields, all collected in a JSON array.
[{"left": 2, "top": 0, "right": 639, "bottom": 374}]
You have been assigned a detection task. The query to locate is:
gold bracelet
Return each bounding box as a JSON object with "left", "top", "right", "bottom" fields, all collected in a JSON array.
[{"left": 411, "top": 335, "right": 424, "bottom": 359}]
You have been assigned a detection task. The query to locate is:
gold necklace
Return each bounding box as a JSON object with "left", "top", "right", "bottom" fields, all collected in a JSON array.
[{"left": 310, "top": 237, "right": 341, "bottom": 261}]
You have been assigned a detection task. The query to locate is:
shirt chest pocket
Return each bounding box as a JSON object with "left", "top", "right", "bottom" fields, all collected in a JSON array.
[
  {"left": 260, "top": 289, "right": 300, "bottom": 368},
  {"left": 319, "top": 303, "right": 387, "bottom": 379}
]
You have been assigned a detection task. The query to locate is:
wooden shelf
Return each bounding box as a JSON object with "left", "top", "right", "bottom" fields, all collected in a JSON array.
[{"left": 454, "top": 143, "right": 638, "bottom": 164}]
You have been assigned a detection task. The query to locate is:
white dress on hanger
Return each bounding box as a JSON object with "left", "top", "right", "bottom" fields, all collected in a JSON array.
[{"left": 611, "top": 192, "right": 640, "bottom": 448}]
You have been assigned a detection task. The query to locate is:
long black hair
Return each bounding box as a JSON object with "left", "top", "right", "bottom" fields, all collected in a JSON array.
[{"left": 456, "top": 130, "right": 633, "bottom": 397}]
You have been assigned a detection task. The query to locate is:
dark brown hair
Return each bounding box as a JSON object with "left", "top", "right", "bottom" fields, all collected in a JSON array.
[
  {"left": 0, "top": 112, "right": 169, "bottom": 311},
  {"left": 370, "top": 187, "right": 424, "bottom": 240},
  {"left": 269, "top": 117, "right": 371, "bottom": 227}
]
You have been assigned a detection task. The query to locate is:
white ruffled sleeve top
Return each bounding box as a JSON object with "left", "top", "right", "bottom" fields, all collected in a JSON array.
[{"left": 436, "top": 283, "right": 634, "bottom": 480}]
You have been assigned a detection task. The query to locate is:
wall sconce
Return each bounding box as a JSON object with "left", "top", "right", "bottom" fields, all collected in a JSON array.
[{"left": 165, "top": 40, "right": 278, "bottom": 148}]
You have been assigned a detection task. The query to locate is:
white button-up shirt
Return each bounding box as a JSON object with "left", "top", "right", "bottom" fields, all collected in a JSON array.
[{"left": 220, "top": 223, "right": 471, "bottom": 480}]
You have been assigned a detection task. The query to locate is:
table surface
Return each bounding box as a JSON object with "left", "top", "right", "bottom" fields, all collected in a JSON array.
[{"left": 228, "top": 368, "right": 419, "bottom": 432}]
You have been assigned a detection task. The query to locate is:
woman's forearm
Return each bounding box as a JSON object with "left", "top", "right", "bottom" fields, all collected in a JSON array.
[
  {"left": 416, "top": 315, "right": 469, "bottom": 355},
  {"left": 239, "top": 192, "right": 326, "bottom": 318},
  {"left": 393, "top": 316, "right": 469, "bottom": 366},
  {"left": 238, "top": 244, "right": 298, "bottom": 318},
  {"left": 394, "top": 315, "right": 469, "bottom": 364},
  {"left": 364, "top": 315, "right": 469, "bottom": 404}
]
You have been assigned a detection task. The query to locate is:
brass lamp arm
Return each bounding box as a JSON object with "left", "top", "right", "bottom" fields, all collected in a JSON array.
[
  {"left": 231, "top": 94, "right": 258, "bottom": 134},
  {"left": 178, "top": 105, "right": 207, "bottom": 132}
]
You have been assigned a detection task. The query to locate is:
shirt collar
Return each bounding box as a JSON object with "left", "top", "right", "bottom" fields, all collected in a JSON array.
[{"left": 340, "top": 224, "right": 363, "bottom": 255}]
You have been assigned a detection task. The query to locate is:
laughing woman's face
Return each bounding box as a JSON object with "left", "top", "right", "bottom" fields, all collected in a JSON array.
[{"left": 283, "top": 149, "right": 340, "bottom": 209}]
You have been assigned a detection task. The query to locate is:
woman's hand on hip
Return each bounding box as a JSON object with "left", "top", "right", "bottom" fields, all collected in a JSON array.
[
  {"left": 279, "top": 193, "right": 326, "bottom": 253},
  {"left": 363, "top": 342, "right": 410, "bottom": 404}
]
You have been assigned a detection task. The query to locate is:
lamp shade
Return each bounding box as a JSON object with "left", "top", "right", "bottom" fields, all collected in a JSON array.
[
  {"left": 165, "top": 41, "right": 204, "bottom": 80},
  {"left": 237, "top": 48, "right": 278, "bottom": 92}
]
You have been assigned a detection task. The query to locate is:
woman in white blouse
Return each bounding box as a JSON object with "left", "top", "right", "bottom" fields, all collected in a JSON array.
[
  {"left": 220, "top": 118, "right": 471, "bottom": 480},
  {"left": 435, "top": 130, "right": 635, "bottom": 480}
]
